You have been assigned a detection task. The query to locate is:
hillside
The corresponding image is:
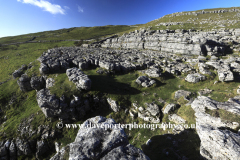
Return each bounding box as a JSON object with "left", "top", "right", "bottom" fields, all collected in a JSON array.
[{"left": 0, "top": 7, "right": 240, "bottom": 160}]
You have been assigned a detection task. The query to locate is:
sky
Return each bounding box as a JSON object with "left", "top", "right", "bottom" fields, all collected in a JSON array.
[{"left": 0, "top": 0, "right": 240, "bottom": 38}]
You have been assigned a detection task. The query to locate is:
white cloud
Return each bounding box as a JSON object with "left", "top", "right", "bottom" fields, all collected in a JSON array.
[
  {"left": 17, "top": 0, "right": 65, "bottom": 15},
  {"left": 77, "top": 5, "right": 83, "bottom": 13},
  {"left": 64, "top": 6, "right": 70, "bottom": 10}
]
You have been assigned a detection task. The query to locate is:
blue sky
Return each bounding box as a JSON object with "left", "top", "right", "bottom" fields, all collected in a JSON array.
[{"left": 1, "top": 0, "right": 240, "bottom": 38}]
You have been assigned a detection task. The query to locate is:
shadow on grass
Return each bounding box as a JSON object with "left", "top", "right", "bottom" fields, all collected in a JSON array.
[
  {"left": 88, "top": 74, "right": 141, "bottom": 96},
  {"left": 161, "top": 72, "right": 176, "bottom": 81},
  {"left": 141, "top": 129, "right": 204, "bottom": 160}
]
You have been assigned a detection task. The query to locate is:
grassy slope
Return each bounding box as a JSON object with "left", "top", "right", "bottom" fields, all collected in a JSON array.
[
  {"left": 117, "top": 7, "right": 240, "bottom": 36},
  {"left": 0, "top": 25, "right": 135, "bottom": 45}
]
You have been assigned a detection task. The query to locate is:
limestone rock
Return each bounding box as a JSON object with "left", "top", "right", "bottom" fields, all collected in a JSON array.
[
  {"left": 66, "top": 67, "right": 91, "bottom": 90},
  {"left": 145, "top": 102, "right": 160, "bottom": 116},
  {"left": 39, "top": 63, "right": 49, "bottom": 74},
  {"left": 217, "top": 69, "right": 234, "bottom": 82},
  {"left": 67, "top": 116, "right": 150, "bottom": 160},
  {"left": 191, "top": 96, "right": 240, "bottom": 160},
  {"left": 46, "top": 78, "right": 55, "bottom": 88},
  {"left": 30, "top": 76, "right": 45, "bottom": 91},
  {"left": 17, "top": 74, "right": 33, "bottom": 92},
  {"left": 15, "top": 138, "right": 32, "bottom": 156},
  {"left": 185, "top": 73, "right": 206, "bottom": 83},
  {"left": 142, "top": 68, "right": 161, "bottom": 77},
  {"left": 36, "top": 88, "right": 60, "bottom": 118},
  {"left": 191, "top": 96, "right": 240, "bottom": 115},
  {"left": 174, "top": 90, "right": 192, "bottom": 100},
  {"left": 50, "top": 145, "right": 70, "bottom": 160},
  {"left": 107, "top": 98, "right": 121, "bottom": 112},
  {"left": 12, "top": 64, "right": 27, "bottom": 78},
  {"left": 168, "top": 114, "right": 186, "bottom": 124},
  {"left": 135, "top": 76, "right": 156, "bottom": 87},
  {"left": 101, "top": 144, "right": 150, "bottom": 160},
  {"left": 163, "top": 103, "right": 177, "bottom": 114}
]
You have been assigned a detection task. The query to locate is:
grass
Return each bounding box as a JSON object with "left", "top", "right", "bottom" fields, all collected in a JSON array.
[
  {"left": 0, "top": 6, "right": 240, "bottom": 159},
  {"left": 0, "top": 25, "right": 134, "bottom": 45}
]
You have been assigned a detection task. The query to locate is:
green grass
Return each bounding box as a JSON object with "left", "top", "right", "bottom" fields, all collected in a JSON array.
[
  {"left": 0, "top": 25, "right": 134, "bottom": 45},
  {"left": 0, "top": 7, "right": 240, "bottom": 159},
  {"left": 0, "top": 89, "right": 41, "bottom": 139},
  {"left": 48, "top": 73, "right": 79, "bottom": 100}
]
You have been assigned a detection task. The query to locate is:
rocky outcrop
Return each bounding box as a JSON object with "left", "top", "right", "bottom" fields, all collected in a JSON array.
[
  {"left": 50, "top": 145, "right": 70, "bottom": 160},
  {"left": 168, "top": 114, "right": 186, "bottom": 124},
  {"left": 36, "top": 89, "right": 91, "bottom": 120},
  {"left": 185, "top": 73, "right": 206, "bottom": 83},
  {"left": 145, "top": 102, "right": 160, "bottom": 116},
  {"left": 192, "top": 96, "right": 240, "bottom": 115},
  {"left": 16, "top": 138, "right": 32, "bottom": 156},
  {"left": 174, "top": 90, "right": 192, "bottom": 100},
  {"left": 191, "top": 96, "right": 240, "bottom": 160},
  {"left": 206, "top": 60, "right": 234, "bottom": 82},
  {"left": 163, "top": 103, "right": 178, "bottom": 114},
  {"left": 12, "top": 64, "right": 27, "bottom": 78},
  {"left": 36, "top": 88, "right": 60, "bottom": 118},
  {"left": 46, "top": 78, "right": 55, "bottom": 88},
  {"left": 30, "top": 76, "right": 45, "bottom": 91},
  {"left": 141, "top": 68, "right": 162, "bottom": 77},
  {"left": 135, "top": 76, "right": 156, "bottom": 87},
  {"left": 50, "top": 116, "right": 150, "bottom": 160},
  {"left": 17, "top": 74, "right": 33, "bottom": 92},
  {"left": 66, "top": 67, "right": 91, "bottom": 90},
  {"left": 100, "top": 29, "right": 236, "bottom": 56},
  {"left": 107, "top": 98, "right": 121, "bottom": 112},
  {"left": 130, "top": 102, "right": 161, "bottom": 123}
]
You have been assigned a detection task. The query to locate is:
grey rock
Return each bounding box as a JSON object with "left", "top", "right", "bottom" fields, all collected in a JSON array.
[
  {"left": 107, "top": 98, "right": 121, "bottom": 112},
  {"left": 191, "top": 96, "right": 240, "bottom": 159},
  {"left": 30, "top": 76, "right": 45, "bottom": 91},
  {"left": 135, "top": 76, "right": 156, "bottom": 87},
  {"left": 46, "top": 78, "right": 55, "bottom": 88},
  {"left": 39, "top": 63, "right": 49, "bottom": 74},
  {"left": 67, "top": 116, "right": 150, "bottom": 160},
  {"left": 185, "top": 73, "right": 206, "bottom": 83},
  {"left": 15, "top": 138, "right": 32, "bottom": 156},
  {"left": 100, "top": 144, "right": 150, "bottom": 160},
  {"left": 66, "top": 67, "right": 91, "bottom": 90},
  {"left": 191, "top": 96, "right": 240, "bottom": 115},
  {"left": 50, "top": 145, "right": 70, "bottom": 160},
  {"left": 60, "top": 60, "right": 70, "bottom": 70},
  {"left": 17, "top": 74, "right": 33, "bottom": 92},
  {"left": 142, "top": 68, "right": 161, "bottom": 77},
  {"left": 174, "top": 90, "right": 192, "bottom": 100},
  {"left": 9, "top": 140, "right": 17, "bottom": 159},
  {"left": 36, "top": 88, "right": 60, "bottom": 118},
  {"left": 217, "top": 69, "right": 234, "bottom": 82},
  {"left": 163, "top": 103, "right": 177, "bottom": 114},
  {"left": 168, "top": 114, "right": 186, "bottom": 124},
  {"left": 12, "top": 64, "right": 27, "bottom": 79},
  {"left": 145, "top": 102, "right": 160, "bottom": 116}
]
